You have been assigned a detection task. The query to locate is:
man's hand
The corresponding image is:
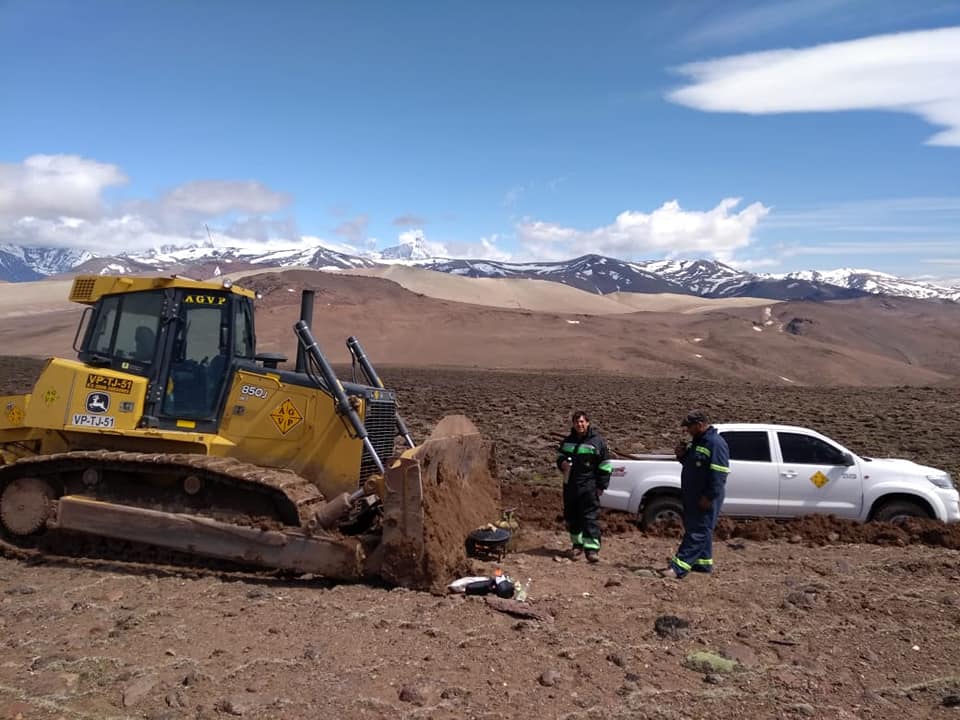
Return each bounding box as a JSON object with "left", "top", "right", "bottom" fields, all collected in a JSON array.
[
  {"left": 674, "top": 441, "right": 687, "bottom": 460},
  {"left": 596, "top": 487, "right": 606, "bottom": 499},
  {"left": 698, "top": 495, "right": 712, "bottom": 512},
  {"left": 559, "top": 460, "right": 570, "bottom": 473}
]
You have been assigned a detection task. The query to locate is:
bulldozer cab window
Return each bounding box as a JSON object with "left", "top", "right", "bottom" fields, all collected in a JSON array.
[
  {"left": 84, "top": 291, "right": 162, "bottom": 375},
  {"left": 161, "top": 298, "right": 230, "bottom": 420},
  {"left": 233, "top": 299, "right": 254, "bottom": 359}
]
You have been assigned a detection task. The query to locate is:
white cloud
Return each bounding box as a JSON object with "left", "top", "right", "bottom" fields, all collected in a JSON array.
[
  {"left": 762, "top": 196, "right": 960, "bottom": 231},
  {"left": 682, "top": 0, "right": 858, "bottom": 46},
  {"left": 727, "top": 256, "right": 782, "bottom": 271},
  {"left": 668, "top": 26, "right": 960, "bottom": 146},
  {"left": 516, "top": 198, "right": 769, "bottom": 262},
  {"left": 0, "top": 154, "right": 127, "bottom": 222},
  {"left": 332, "top": 214, "right": 369, "bottom": 245},
  {"left": 161, "top": 180, "right": 289, "bottom": 215},
  {"left": 0, "top": 155, "right": 296, "bottom": 253},
  {"left": 502, "top": 184, "right": 526, "bottom": 208},
  {"left": 445, "top": 234, "right": 514, "bottom": 262}
]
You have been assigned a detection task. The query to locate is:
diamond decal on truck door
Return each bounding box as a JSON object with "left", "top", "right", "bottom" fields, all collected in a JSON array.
[
  {"left": 270, "top": 398, "right": 303, "bottom": 434},
  {"left": 810, "top": 471, "right": 829, "bottom": 488}
]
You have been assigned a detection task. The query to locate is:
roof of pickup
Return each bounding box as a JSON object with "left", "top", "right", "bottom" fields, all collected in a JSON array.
[{"left": 715, "top": 423, "right": 830, "bottom": 436}]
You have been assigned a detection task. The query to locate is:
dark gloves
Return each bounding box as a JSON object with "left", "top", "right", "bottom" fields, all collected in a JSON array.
[{"left": 674, "top": 441, "right": 688, "bottom": 460}]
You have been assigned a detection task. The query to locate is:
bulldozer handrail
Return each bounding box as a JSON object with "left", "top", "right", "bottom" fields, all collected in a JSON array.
[
  {"left": 294, "top": 320, "right": 385, "bottom": 476},
  {"left": 346, "top": 336, "right": 415, "bottom": 449}
]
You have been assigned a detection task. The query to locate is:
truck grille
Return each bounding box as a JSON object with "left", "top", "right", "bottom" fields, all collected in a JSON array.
[{"left": 361, "top": 397, "right": 397, "bottom": 482}]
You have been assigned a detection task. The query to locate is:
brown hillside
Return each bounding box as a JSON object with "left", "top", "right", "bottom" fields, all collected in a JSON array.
[{"left": 0, "top": 269, "right": 958, "bottom": 386}]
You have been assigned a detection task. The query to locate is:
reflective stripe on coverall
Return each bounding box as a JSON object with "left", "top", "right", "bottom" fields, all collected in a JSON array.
[
  {"left": 670, "top": 426, "right": 730, "bottom": 577},
  {"left": 556, "top": 428, "right": 612, "bottom": 550}
]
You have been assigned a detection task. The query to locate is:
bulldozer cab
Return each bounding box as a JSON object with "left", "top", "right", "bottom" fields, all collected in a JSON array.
[{"left": 77, "top": 282, "right": 254, "bottom": 431}]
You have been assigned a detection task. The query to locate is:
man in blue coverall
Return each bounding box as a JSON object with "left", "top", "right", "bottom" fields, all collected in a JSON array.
[{"left": 662, "top": 410, "right": 730, "bottom": 579}]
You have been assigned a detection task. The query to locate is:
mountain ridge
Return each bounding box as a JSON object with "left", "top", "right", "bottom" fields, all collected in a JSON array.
[{"left": 1, "top": 238, "right": 957, "bottom": 303}]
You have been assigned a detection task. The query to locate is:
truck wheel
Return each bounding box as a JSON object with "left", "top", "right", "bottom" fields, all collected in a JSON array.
[
  {"left": 640, "top": 496, "right": 683, "bottom": 530},
  {"left": 872, "top": 499, "right": 931, "bottom": 524}
]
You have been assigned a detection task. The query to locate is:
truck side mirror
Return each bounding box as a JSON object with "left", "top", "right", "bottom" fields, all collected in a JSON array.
[{"left": 841, "top": 452, "right": 855, "bottom": 467}]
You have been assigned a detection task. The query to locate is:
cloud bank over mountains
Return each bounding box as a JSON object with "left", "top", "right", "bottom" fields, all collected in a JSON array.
[{"left": 1, "top": 154, "right": 772, "bottom": 268}]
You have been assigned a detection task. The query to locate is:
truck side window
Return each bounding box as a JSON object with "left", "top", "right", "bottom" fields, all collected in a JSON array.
[
  {"left": 721, "top": 431, "right": 771, "bottom": 462},
  {"left": 778, "top": 433, "right": 846, "bottom": 465}
]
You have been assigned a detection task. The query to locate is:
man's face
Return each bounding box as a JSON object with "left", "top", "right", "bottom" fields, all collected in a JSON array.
[
  {"left": 573, "top": 416, "right": 590, "bottom": 436},
  {"left": 684, "top": 421, "right": 704, "bottom": 438}
]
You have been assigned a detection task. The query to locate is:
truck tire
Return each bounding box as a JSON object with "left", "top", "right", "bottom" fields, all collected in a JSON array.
[
  {"left": 872, "top": 499, "right": 931, "bottom": 524},
  {"left": 640, "top": 496, "right": 683, "bottom": 530}
]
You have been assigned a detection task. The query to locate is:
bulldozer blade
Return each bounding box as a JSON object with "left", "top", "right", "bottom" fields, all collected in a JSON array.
[
  {"left": 54, "top": 495, "right": 366, "bottom": 578},
  {"left": 377, "top": 415, "right": 500, "bottom": 593}
]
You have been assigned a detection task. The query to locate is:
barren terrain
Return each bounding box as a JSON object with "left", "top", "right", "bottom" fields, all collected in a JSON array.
[
  {"left": 2, "top": 354, "right": 960, "bottom": 719},
  {"left": 3, "top": 269, "right": 960, "bottom": 385}
]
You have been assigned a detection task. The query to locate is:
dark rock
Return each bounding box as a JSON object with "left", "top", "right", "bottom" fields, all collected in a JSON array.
[
  {"left": 398, "top": 683, "right": 435, "bottom": 706},
  {"left": 607, "top": 653, "right": 626, "bottom": 667},
  {"left": 3, "top": 585, "right": 36, "bottom": 595},
  {"left": 784, "top": 317, "right": 815, "bottom": 335},
  {"left": 654, "top": 615, "right": 690, "bottom": 640},
  {"left": 538, "top": 670, "right": 561, "bottom": 687}
]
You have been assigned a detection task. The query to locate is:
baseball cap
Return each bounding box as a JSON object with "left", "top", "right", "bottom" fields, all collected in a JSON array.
[{"left": 681, "top": 410, "right": 710, "bottom": 427}]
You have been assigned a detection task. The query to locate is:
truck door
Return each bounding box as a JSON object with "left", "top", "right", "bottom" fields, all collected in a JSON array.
[
  {"left": 775, "top": 431, "right": 862, "bottom": 518},
  {"left": 719, "top": 430, "right": 780, "bottom": 517}
]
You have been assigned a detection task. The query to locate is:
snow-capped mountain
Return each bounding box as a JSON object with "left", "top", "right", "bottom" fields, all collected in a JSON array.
[
  {"left": 430, "top": 255, "right": 869, "bottom": 300},
  {"left": 766, "top": 268, "right": 960, "bottom": 302},
  {"left": 429, "top": 254, "right": 688, "bottom": 294},
  {"left": 375, "top": 234, "right": 435, "bottom": 261},
  {"left": 0, "top": 244, "right": 95, "bottom": 282},
  {"left": 1, "top": 238, "right": 958, "bottom": 303},
  {"left": 641, "top": 259, "right": 866, "bottom": 300}
]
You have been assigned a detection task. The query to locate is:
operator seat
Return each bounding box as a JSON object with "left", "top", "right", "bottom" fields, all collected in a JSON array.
[{"left": 133, "top": 326, "right": 155, "bottom": 362}]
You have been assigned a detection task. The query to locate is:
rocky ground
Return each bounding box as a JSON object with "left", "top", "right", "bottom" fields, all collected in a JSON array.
[{"left": 2, "top": 359, "right": 960, "bottom": 719}]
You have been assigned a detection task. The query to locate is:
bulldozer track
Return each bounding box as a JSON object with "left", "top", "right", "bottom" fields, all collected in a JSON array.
[
  {"left": 2, "top": 450, "right": 326, "bottom": 526},
  {"left": 0, "top": 451, "right": 332, "bottom": 570},
  {"left": 0, "top": 533, "right": 331, "bottom": 584}
]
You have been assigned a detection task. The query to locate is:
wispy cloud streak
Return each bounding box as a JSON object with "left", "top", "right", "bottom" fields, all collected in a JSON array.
[{"left": 669, "top": 27, "right": 960, "bottom": 146}]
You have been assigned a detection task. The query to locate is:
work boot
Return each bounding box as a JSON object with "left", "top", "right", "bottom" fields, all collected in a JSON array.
[
  {"left": 585, "top": 550, "right": 599, "bottom": 564},
  {"left": 566, "top": 546, "right": 584, "bottom": 561}
]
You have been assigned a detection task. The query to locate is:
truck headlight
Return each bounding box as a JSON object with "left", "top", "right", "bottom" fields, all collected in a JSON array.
[{"left": 927, "top": 473, "right": 955, "bottom": 489}]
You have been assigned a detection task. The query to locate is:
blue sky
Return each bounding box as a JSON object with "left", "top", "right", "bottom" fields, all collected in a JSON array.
[{"left": 1, "top": 0, "right": 959, "bottom": 283}]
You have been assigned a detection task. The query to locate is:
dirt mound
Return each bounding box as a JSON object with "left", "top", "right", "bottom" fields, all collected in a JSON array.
[
  {"left": 717, "top": 514, "right": 960, "bottom": 548},
  {"left": 384, "top": 426, "right": 501, "bottom": 593}
]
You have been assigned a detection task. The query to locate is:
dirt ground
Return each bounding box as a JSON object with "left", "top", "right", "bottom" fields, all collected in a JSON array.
[{"left": 2, "top": 359, "right": 960, "bottom": 719}]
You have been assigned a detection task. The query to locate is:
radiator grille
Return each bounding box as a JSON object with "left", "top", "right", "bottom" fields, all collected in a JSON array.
[
  {"left": 70, "top": 277, "right": 97, "bottom": 302},
  {"left": 360, "top": 397, "right": 397, "bottom": 482}
]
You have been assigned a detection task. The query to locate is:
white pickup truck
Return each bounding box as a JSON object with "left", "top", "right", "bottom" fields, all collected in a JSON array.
[{"left": 601, "top": 423, "right": 959, "bottom": 528}]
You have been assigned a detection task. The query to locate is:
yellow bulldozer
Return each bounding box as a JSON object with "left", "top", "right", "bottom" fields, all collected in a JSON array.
[{"left": 0, "top": 274, "right": 500, "bottom": 592}]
